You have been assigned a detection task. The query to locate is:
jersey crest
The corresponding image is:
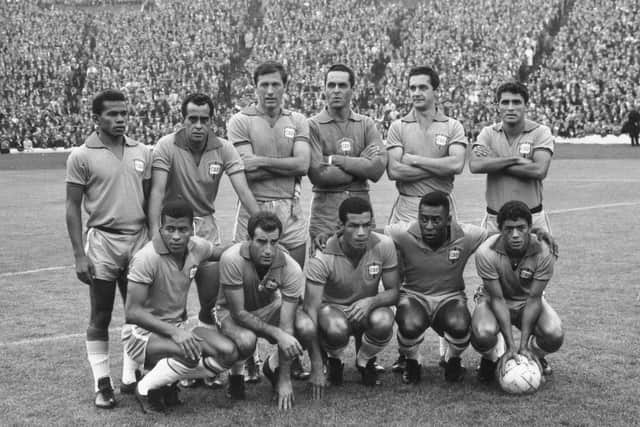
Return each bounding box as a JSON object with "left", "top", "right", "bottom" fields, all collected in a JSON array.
[
  {"left": 519, "top": 268, "right": 534, "bottom": 280},
  {"left": 519, "top": 141, "right": 532, "bottom": 156},
  {"left": 435, "top": 134, "right": 448, "bottom": 147},
  {"left": 208, "top": 162, "right": 222, "bottom": 176},
  {"left": 133, "top": 159, "right": 145, "bottom": 173},
  {"left": 283, "top": 127, "right": 296, "bottom": 139},
  {"left": 448, "top": 247, "right": 461, "bottom": 263},
  {"left": 366, "top": 263, "right": 381, "bottom": 279},
  {"left": 337, "top": 137, "right": 354, "bottom": 155}
]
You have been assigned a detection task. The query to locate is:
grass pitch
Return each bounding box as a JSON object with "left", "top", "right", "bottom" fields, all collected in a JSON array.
[{"left": 1, "top": 146, "right": 639, "bottom": 426}]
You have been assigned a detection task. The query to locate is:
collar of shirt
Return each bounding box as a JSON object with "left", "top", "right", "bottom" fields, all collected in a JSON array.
[
  {"left": 400, "top": 107, "right": 448, "bottom": 123},
  {"left": 238, "top": 241, "right": 287, "bottom": 269},
  {"left": 173, "top": 128, "right": 221, "bottom": 152},
  {"left": 152, "top": 233, "right": 196, "bottom": 256},
  {"left": 406, "top": 220, "right": 465, "bottom": 250},
  {"left": 323, "top": 232, "right": 381, "bottom": 257},
  {"left": 316, "top": 107, "right": 364, "bottom": 124},
  {"left": 492, "top": 119, "right": 539, "bottom": 133},
  {"left": 491, "top": 234, "right": 542, "bottom": 257},
  {"left": 241, "top": 104, "right": 292, "bottom": 117},
  {"left": 85, "top": 131, "right": 138, "bottom": 149}
]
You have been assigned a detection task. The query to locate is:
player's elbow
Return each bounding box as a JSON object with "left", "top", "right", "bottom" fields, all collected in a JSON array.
[
  {"left": 468, "top": 159, "right": 483, "bottom": 173},
  {"left": 386, "top": 165, "right": 402, "bottom": 181}
]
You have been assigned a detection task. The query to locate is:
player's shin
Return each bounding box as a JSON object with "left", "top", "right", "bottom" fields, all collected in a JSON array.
[
  {"left": 86, "top": 328, "right": 110, "bottom": 391},
  {"left": 397, "top": 330, "right": 424, "bottom": 363},
  {"left": 121, "top": 324, "right": 141, "bottom": 385},
  {"left": 356, "top": 332, "right": 392, "bottom": 367},
  {"left": 444, "top": 331, "right": 471, "bottom": 361}
]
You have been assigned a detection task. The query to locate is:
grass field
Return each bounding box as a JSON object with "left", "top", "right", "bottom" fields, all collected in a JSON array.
[{"left": 1, "top": 146, "right": 639, "bottom": 426}]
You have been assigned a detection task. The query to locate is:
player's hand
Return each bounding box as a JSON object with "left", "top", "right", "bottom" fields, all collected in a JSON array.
[
  {"left": 515, "top": 156, "right": 533, "bottom": 165},
  {"left": 345, "top": 297, "right": 374, "bottom": 324},
  {"left": 309, "top": 364, "right": 327, "bottom": 400},
  {"left": 518, "top": 346, "right": 536, "bottom": 362},
  {"left": 75, "top": 255, "right": 95, "bottom": 285},
  {"left": 276, "top": 378, "right": 295, "bottom": 411},
  {"left": 532, "top": 228, "right": 559, "bottom": 258},
  {"left": 498, "top": 349, "right": 522, "bottom": 377},
  {"left": 171, "top": 329, "right": 203, "bottom": 362},
  {"left": 276, "top": 331, "right": 303, "bottom": 359},
  {"left": 312, "top": 232, "right": 331, "bottom": 253},
  {"left": 239, "top": 152, "right": 262, "bottom": 172},
  {"left": 472, "top": 145, "right": 492, "bottom": 157},
  {"left": 360, "top": 144, "right": 380, "bottom": 160}
]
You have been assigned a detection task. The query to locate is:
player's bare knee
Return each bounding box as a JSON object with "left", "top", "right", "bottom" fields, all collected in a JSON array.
[
  {"left": 442, "top": 310, "right": 471, "bottom": 339},
  {"left": 471, "top": 327, "right": 498, "bottom": 353},
  {"left": 318, "top": 305, "right": 350, "bottom": 348},
  {"left": 295, "top": 310, "right": 316, "bottom": 344},
  {"left": 396, "top": 298, "right": 428, "bottom": 339},
  {"left": 86, "top": 325, "right": 108, "bottom": 341},
  {"left": 235, "top": 330, "right": 257, "bottom": 359},
  {"left": 367, "top": 307, "right": 394, "bottom": 340},
  {"left": 538, "top": 326, "right": 564, "bottom": 353}
]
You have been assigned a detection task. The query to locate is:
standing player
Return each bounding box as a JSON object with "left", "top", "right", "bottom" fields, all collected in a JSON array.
[
  {"left": 469, "top": 82, "right": 554, "bottom": 233},
  {"left": 472, "top": 201, "right": 563, "bottom": 381},
  {"left": 65, "top": 89, "right": 151, "bottom": 408},
  {"left": 214, "top": 212, "right": 315, "bottom": 411},
  {"left": 125, "top": 200, "right": 241, "bottom": 413},
  {"left": 387, "top": 191, "right": 487, "bottom": 383},
  {"left": 227, "top": 61, "right": 310, "bottom": 267},
  {"left": 385, "top": 66, "right": 467, "bottom": 227},
  {"left": 305, "top": 198, "right": 400, "bottom": 394},
  {"left": 307, "top": 63, "right": 386, "bottom": 247}
]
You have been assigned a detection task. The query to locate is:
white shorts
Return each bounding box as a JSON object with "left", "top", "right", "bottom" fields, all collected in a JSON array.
[{"left": 85, "top": 227, "right": 148, "bottom": 282}]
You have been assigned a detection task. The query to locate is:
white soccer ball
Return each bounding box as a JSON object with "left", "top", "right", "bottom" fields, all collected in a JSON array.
[{"left": 497, "top": 356, "right": 543, "bottom": 394}]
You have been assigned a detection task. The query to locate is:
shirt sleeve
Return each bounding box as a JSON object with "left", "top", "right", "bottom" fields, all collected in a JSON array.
[
  {"left": 142, "top": 144, "right": 153, "bottom": 179},
  {"left": 305, "top": 254, "right": 330, "bottom": 286},
  {"left": 293, "top": 112, "right": 310, "bottom": 144},
  {"left": 65, "top": 148, "right": 88, "bottom": 185},
  {"left": 151, "top": 136, "right": 172, "bottom": 172},
  {"left": 475, "top": 240, "right": 499, "bottom": 280},
  {"left": 308, "top": 118, "right": 324, "bottom": 167},
  {"left": 280, "top": 256, "right": 305, "bottom": 301},
  {"left": 219, "top": 250, "right": 244, "bottom": 289},
  {"left": 378, "top": 235, "right": 398, "bottom": 271},
  {"left": 227, "top": 113, "right": 252, "bottom": 148},
  {"left": 364, "top": 116, "right": 384, "bottom": 149},
  {"left": 463, "top": 223, "right": 490, "bottom": 254},
  {"left": 533, "top": 248, "right": 555, "bottom": 281},
  {"left": 385, "top": 120, "right": 403, "bottom": 150},
  {"left": 127, "top": 247, "right": 156, "bottom": 286},
  {"left": 448, "top": 118, "right": 468, "bottom": 149},
  {"left": 220, "top": 138, "right": 244, "bottom": 176},
  {"left": 533, "top": 125, "right": 554, "bottom": 155},
  {"left": 473, "top": 126, "right": 490, "bottom": 148}
]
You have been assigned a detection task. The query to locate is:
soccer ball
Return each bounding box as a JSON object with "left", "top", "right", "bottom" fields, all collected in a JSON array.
[{"left": 497, "top": 356, "right": 543, "bottom": 394}]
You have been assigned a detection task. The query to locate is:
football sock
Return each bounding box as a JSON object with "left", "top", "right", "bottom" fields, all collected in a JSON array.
[
  {"left": 120, "top": 324, "right": 139, "bottom": 385},
  {"left": 439, "top": 336, "right": 447, "bottom": 358},
  {"left": 444, "top": 331, "right": 470, "bottom": 361},
  {"left": 356, "top": 332, "right": 391, "bottom": 368},
  {"left": 529, "top": 335, "right": 548, "bottom": 359},
  {"left": 230, "top": 360, "right": 246, "bottom": 376},
  {"left": 137, "top": 358, "right": 181, "bottom": 396},
  {"left": 86, "top": 339, "right": 110, "bottom": 392},
  {"left": 268, "top": 352, "right": 279, "bottom": 371},
  {"left": 326, "top": 346, "right": 346, "bottom": 360},
  {"left": 482, "top": 333, "right": 505, "bottom": 362},
  {"left": 397, "top": 331, "right": 424, "bottom": 361}
]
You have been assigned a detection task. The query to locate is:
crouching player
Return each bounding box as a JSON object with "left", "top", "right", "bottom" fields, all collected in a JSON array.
[
  {"left": 214, "top": 211, "right": 315, "bottom": 411},
  {"left": 305, "top": 197, "right": 400, "bottom": 394},
  {"left": 387, "top": 191, "right": 488, "bottom": 384},
  {"left": 472, "top": 201, "right": 563, "bottom": 382},
  {"left": 124, "top": 200, "right": 240, "bottom": 413}
]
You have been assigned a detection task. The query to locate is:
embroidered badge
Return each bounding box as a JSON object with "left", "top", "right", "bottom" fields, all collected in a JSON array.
[
  {"left": 133, "top": 159, "right": 145, "bottom": 173},
  {"left": 448, "top": 247, "right": 461, "bottom": 263},
  {"left": 284, "top": 127, "right": 295, "bottom": 138},
  {"left": 367, "top": 264, "right": 381, "bottom": 279},
  {"left": 435, "top": 134, "right": 448, "bottom": 146},
  {"left": 519, "top": 142, "right": 532, "bottom": 155},
  {"left": 189, "top": 266, "right": 198, "bottom": 280},
  {"left": 258, "top": 278, "right": 279, "bottom": 292},
  {"left": 208, "top": 162, "right": 222, "bottom": 176},
  {"left": 338, "top": 138, "right": 354, "bottom": 155},
  {"left": 519, "top": 268, "right": 534, "bottom": 280}
]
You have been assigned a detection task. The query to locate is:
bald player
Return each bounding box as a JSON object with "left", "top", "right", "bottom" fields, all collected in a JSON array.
[
  {"left": 308, "top": 63, "right": 386, "bottom": 248},
  {"left": 305, "top": 197, "right": 400, "bottom": 394},
  {"left": 385, "top": 65, "right": 466, "bottom": 227},
  {"left": 387, "top": 191, "right": 487, "bottom": 384},
  {"left": 469, "top": 81, "right": 554, "bottom": 233},
  {"left": 471, "top": 201, "right": 563, "bottom": 381},
  {"left": 227, "top": 61, "right": 310, "bottom": 267},
  {"left": 65, "top": 89, "right": 151, "bottom": 408}
]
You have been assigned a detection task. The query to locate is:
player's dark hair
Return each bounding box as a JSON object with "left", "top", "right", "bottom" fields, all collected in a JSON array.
[
  {"left": 181, "top": 93, "right": 214, "bottom": 118},
  {"left": 496, "top": 81, "right": 529, "bottom": 104},
  {"left": 408, "top": 66, "right": 440, "bottom": 90},
  {"left": 247, "top": 211, "right": 283, "bottom": 239},
  {"left": 253, "top": 61, "right": 288, "bottom": 85},
  {"left": 92, "top": 89, "right": 126, "bottom": 115},
  {"left": 338, "top": 197, "right": 373, "bottom": 224},
  {"left": 161, "top": 199, "right": 194, "bottom": 225},
  {"left": 419, "top": 191, "right": 450, "bottom": 215},
  {"left": 497, "top": 200, "right": 532, "bottom": 228},
  {"left": 325, "top": 63, "right": 356, "bottom": 88}
]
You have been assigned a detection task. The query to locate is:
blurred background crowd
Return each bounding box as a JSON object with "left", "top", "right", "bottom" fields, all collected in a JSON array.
[{"left": 1, "top": 0, "right": 638, "bottom": 150}]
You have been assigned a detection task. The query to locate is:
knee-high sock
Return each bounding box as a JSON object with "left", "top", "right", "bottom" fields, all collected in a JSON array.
[
  {"left": 86, "top": 340, "right": 110, "bottom": 392},
  {"left": 439, "top": 336, "right": 447, "bottom": 358},
  {"left": 121, "top": 324, "right": 140, "bottom": 384},
  {"left": 137, "top": 357, "right": 225, "bottom": 395},
  {"left": 326, "top": 345, "right": 346, "bottom": 360},
  {"left": 397, "top": 330, "right": 425, "bottom": 362},
  {"left": 480, "top": 333, "right": 505, "bottom": 362},
  {"left": 356, "top": 332, "right": 392, "bottom": 367},
  {"left": 444, "top": 331, "right": 470, "bottom": 361}
]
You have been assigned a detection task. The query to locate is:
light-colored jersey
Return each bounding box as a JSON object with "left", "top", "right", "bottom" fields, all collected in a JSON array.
[
  {"left": 475, "top": 234, "right": 554, "bottom": 304},
  {"left": 152, "top": 130, "right": 243, "bottom": 217},
  {"left": 474, "top": 119, "right": 554, "bottom": 211},
  {"left": 306, "top": 232, "right": 397, "bottom": 305},
  {"left": 65, "top": 132, "right": 151, "bottom": 233},
  {"left": 308, "top": 108, "right": 384, "bottom": 193},
  {"left": 386, "top": 108, "right": 467, "bottom": 197},
  {"left": 217, "top": 242, "right": 304, "bottom": 311},
  {"left": 388, "top": 221, "right": 487, "bottom": 295},
  {"left": 127, "top": 235, "right": 215, "bottom": 322},
  {"left": 227, "top": 105, "right": 309, "bottom": 200}
]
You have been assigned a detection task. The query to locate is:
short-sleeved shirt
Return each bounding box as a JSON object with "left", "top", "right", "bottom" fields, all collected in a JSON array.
[
  {"left": 152, "top": 129, "right": 243, "bottom": 217},
  {"left": 127, "top": 235, "right": 215, "bottom": 322},
  {"left": 227, "top": 105, "right": 310, "bottom": 200},
  {"left": 475, "top": 234, "right": 554, "bottom": 304},
  {"left": 474, "top": 120, "right": 554, "bottom": 211},
  {"left": 65, "top": 132, "right": 151, "bottom": 233},
  {"left": 386, "top": 109, "right": 467, "bottom": 197},
  {"left": 308, "top": 108, "right": 384, "bottom": 193},
  {"left": 389, "top": 221, "right": 487, "bottom": 295},
  {"left": 306, "top": 232, "right": 398, "bottom": 305},
  {"left": 217, "top": 242, "right": 304, "bottom": 312}
]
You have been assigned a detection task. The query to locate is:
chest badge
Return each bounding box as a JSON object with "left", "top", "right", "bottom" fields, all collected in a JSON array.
[
  {"left": 189, "top": 266, "right": 198, "bottom": 280},
  {"left": 448, "top": 247, "right": 461, "bottom": 263},
  {"left": 519, "top": 142, "right": 532, "bottom": 156},
  {"left": 284, "top": 127, "right": 296, "bottom": 138},
  {"left": 435, "top": 134, "right": 448, "bottom": 147},
  {"left": 133, "top": 159, "right": 145, "bottom": 173},
  {"left": 338, "top": 137, "right": 354, "bottom": 155},
  {"left": 258, "top": 277, "right": 279, "bottom": 292},
  {"left": 519, "top": 268, "right": 534, "bottom": 280},
  {"left": 367, "top": 263, "right": 381, "bottom": 279},
  {"left": 208, "top": 162, "right": 222, "bottom": 176}
]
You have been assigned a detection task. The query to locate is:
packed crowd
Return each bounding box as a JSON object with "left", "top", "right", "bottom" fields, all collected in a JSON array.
[{"left": 1, "top": 0, "right": 638, "bottom": 148}]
